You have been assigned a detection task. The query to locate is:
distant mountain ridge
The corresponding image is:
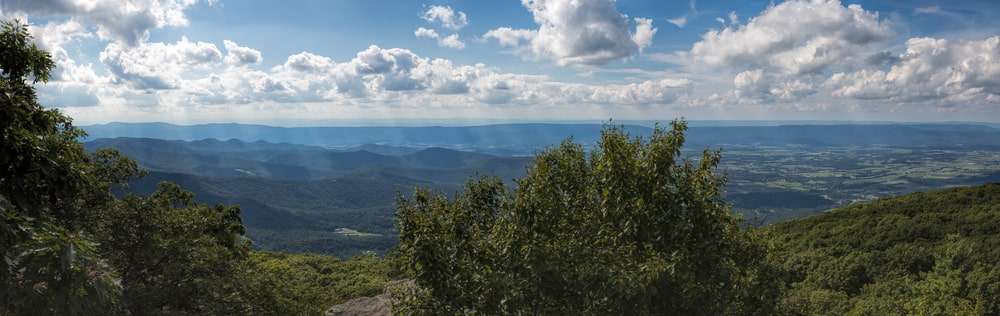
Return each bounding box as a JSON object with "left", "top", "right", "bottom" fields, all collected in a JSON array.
[
  {"left": 85, "top": 137, "right": 532, "bottom": 181},
  {"left": 82, "top": 122, "right": 1000, "bottom": 153}
]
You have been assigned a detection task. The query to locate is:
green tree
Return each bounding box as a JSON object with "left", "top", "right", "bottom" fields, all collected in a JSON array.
[
  {"left": 93, "top": 182, "right": 253, "bottom": 314},
  {"left": 903, "top": 236, "right": 982, "bottom": 316},
  {"left": 0, "top": 19, "right": 124, "bottom": 315},
  {"left": 0, "top": 19, "right": 300, "bottom": 315},
  {"left": 396, "top": 121, "right": 781, "bottom": 315}
]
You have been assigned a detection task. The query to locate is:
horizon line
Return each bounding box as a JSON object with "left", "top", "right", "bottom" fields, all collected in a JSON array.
[{"left": 80, "top": 119, "right": 1000, "bottom": 129}]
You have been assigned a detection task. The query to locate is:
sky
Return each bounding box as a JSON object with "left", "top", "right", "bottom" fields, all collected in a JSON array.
[{"left": 3, "top": 0, "right": 1000, "bottom": 125}]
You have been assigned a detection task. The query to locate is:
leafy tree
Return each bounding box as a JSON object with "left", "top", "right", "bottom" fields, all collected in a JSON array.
[
  {"left": 0, "top": 19, "right": 305, "bottom": 315},
  {"left": 903, "top": 237, "right": 983, "bottom": 316},
  {"left": 396, "top": 121, "right": 781, "bottom": 315},
  {"left": 92, "top": 182, "right": 251, "bottom": 314},
  {"left": 0, "top": 19, "right": 124, "bottom": 315}
]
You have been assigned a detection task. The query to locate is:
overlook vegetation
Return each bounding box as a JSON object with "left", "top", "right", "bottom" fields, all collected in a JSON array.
[
  {"left": 4, "top": 19, "right": 1000, "bottom": 315},
  {"left": 767, "top": 184, "right": 1000, "bottom": 315},
  {"left": 395, "top": 122, "right": 781, "bottom": 315},
  {"left": 0, "top": 20, "right": 392, "bottom": 315}
]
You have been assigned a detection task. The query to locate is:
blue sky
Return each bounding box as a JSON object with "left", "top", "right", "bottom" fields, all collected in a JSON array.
[{"left": 4, "top": 0, "right": 1000, "bottom": 125}]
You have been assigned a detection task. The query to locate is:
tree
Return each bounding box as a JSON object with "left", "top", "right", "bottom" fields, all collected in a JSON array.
[
  {"left": 0, "top": 19, "right": 293, "bottom": 315},
  {"left": 92, "top": 182, "right": 252, "bottom": 314},
  {"left": 0, "top": 19, "right": 124, "bottom": 315},
  {"left": 396, "top": 121, "right": 781, "bottom": 315}
]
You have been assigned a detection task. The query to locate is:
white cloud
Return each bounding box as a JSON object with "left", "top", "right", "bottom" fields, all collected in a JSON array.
[
  {"left": 732, "top": 69, "right": 815, "bottom": 102},
  {"left": 421, "top": 5, "right": 468, "bottom": 30},
  {"left": 688, "top": 0, "right": 892, "bottom": 74},
  {"left": 414, "top": 27, "right": 465, "bottom": 49},
  {"left": 666, "top": 16, "right": 687, "bottom": 28},
  {"left": 29, "top": 18, "right": 92, "bottom": 56},
  {"left": 438, "top": 34, "right": 465, "bottom": 50},
  {"left": 223, "top": 40, "right": 262, "bottom": 66},
  {"left": 3, "top": 0, "right": 203, "bottom": 46},
  {"left": 100, "top": 37, "right": 222, "bottom": 90},
  {"left": 27, "top": 0, "right": 994, "bottom": 121},
  {"left": 482, "top": 27, "right": 536, "bottom": 47},
  {"left": 583, "top": 78, "right": 691, "bottom": 105},
  {"left": 414, "top": 27, "right": 439, "bottom": 39},
  {"left": 38, "top": 82, "right": 101, "bottom": 107},
  {"left": 727, "top": 11, "right": 739, "bottom": 25},
  {"left": 96, "top": 42, "right": 693, "bottom": 113},
  {"left": 666, "top": 0, "right": 696, "bottom": 28},
  {"left": 677, "top": 0, "right": 898, "bottom": 105},
  {"left": 632, "top": 18, "right": 656, "bottom": 52},
  {"left": 27, "top": 19, "right": 97, "bottom": 82},
  {"left": 484, "top": 0, "right": 657, "bottom": 66},
  {"left": 827, "top": 36, "right": 1000, "bottom": 105},
  {"left": 282, "top": 51, "right": 334, "bottom": 73}
]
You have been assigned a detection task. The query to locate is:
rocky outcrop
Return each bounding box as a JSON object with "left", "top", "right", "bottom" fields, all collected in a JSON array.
[
  {"left": 325, "top": 295, "right": 391, "bottom": 316},
  {"left": 326, "top": 280, "right": 417, "bottom": 316}
]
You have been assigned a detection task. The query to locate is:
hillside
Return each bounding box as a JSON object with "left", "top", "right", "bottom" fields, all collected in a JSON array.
[
  {"left": 87, "top": 137, "right": 1000, "bottom": 258},
  {"left": 767, "top": 184, "right": 1000, "bottom": 315},
  {"left": 125, "top": 171, "right": 442, "bottom": 257},
  {"left": 86, "top": 138, "right": 533, "bottom": 181}
]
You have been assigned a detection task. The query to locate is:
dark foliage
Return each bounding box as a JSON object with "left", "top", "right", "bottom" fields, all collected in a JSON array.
[{"left": 767, "top": 184, "right": 1000, "bottom": 315}]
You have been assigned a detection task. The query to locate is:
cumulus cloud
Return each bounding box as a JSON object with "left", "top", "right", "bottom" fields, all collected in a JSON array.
[
  {"left": 733, "top": 69, "right": 815, "bottom": 102},
  {"left": 223, "top": 40, "right": 262, "bottom": 66},
  {"left": 282, "top": 51, "right": 335, "bottom": 73},
  {"left": 437, "top": 34, "right": 465, "bottom": 50},
  {"left": 688, "top": 0, "right": 893, "bottom": 74},
  {"left": 675, "top": 0, "right": 899, "bottom": 105},
  {"left": 414, "top": 27, "right": 465, "bottom": 49},
  {"left": 421, "top": 5, "right": 468, "bottom": 30},
  {"left": 632, "top": 18, "right": 656, "bottom": 52},
  {"left": 29, "top": 18, "right": 92, "bottom": 55},
  {"left": 414, "top": 27, "right": 438, "bottom": 39},
  {"left": 26, "top": 19, "right": 96, "bottom": 80},
  {"left": 148, "top": 42, "right": 693, "bottom": 111},
  {"left": 11, "top": 1, "right": 211, "bottom": 108},
  {"left": 484, "top": 0, "right": 657, "bottom": 66},
  {"left": 100, "top": 37, "right": 222, "bottom": 90},
  {"left": 827, "top": 36, "right": 1000, "bottom": 104},
  {"left": 482, "top": 27, "right": 536, "bottom": 47},
  {"left": 2, "top": 0, "right": 203, "bottom": 46}
]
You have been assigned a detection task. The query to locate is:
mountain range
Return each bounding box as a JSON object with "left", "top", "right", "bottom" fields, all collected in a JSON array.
[{"left": 83, "top": 122, "right": 1000, "bottom": 155}]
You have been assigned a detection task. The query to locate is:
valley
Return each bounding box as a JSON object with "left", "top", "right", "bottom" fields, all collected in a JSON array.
[{"left": 83, "top": 123, "right": 1000, "bottom": 257}]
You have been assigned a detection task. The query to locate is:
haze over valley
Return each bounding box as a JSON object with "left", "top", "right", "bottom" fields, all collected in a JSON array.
[{"left": 83, "top": 122, "right": 1000, "bottom": 257}]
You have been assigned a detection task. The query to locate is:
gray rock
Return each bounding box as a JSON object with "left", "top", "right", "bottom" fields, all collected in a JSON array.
[
  {"left": 326, "top": 280, "right": 417, "bottom": 316},
  {"left": 325, "top": 295, "right": 391, "bottom": 316}
]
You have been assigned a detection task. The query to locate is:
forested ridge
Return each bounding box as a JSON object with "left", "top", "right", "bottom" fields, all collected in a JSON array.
[
  {"left": 3, "top": 19, "right": 1000, "bottom": 315},
  {"left": 767, "top": 184, "right": 1000, "bottom": 315}
]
